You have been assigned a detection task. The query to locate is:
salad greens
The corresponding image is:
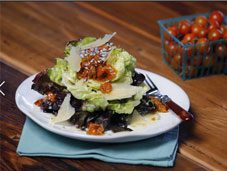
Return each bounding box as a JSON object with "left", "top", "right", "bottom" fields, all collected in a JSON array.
[{"left": 48, "top": 34, "right": 147, "bottom": 114}]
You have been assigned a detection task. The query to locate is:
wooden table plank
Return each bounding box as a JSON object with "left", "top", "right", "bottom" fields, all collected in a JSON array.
[
  {"left": 1, "top": 2, "right": 227, "bottom": 170},
  {"left": 0, "top": 62, "right": 206, "bottom": 171}
]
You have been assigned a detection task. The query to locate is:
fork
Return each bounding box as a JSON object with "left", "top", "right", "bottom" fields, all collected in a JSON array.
[{"left": 145, "top": 74, "right": 194, "bottom": 121}]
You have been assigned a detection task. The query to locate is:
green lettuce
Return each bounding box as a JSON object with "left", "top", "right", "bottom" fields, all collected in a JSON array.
[
  {"left": 48, "top": 36, "right": 146, "bottom": 114},
  {"left": 64, "top": 37, "right": 96, "bottom": 56},
  {"left": 48, "top": 58, "right": 69, "bottom": 85},
  {"left": 107, "top": 48, "right": 136, "bottom": 82},
  {"left": 107, "top": 83, "right": 148, "bottom": 114}
]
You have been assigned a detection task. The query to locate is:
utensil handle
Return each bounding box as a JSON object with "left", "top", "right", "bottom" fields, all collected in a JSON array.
[{"left": 165, "top": 100, "right": 194, "bottom": 121}]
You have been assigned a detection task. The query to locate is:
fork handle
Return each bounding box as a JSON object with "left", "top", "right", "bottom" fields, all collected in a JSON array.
[{"left": 165, "top": 100, "right": 194, "bottom": 121}]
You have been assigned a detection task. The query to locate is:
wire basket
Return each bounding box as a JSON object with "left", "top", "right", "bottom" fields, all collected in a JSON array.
[{"left": 158, "top": 13, "right": 227, "bottom": 80}]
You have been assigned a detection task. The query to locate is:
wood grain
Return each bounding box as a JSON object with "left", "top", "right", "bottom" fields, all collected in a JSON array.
[
  {"left": 1, "top": 2, "right": 227, "bottom": 170},
  {"left": 0, "top": 62, "right": 206, "bottom": 171}
]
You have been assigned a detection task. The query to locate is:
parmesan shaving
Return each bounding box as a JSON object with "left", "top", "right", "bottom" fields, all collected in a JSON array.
[
  {"left": 51, "top": 94, "right": 75, "bottom": 124},
  {"left": 104, "top": 83, "right": 143, "bottom": 101},
  {"left": 65, "top": 46, "right": 81, "bottom": 72},
  {"left": 80, "top": 32, "right": 116, "bottom": 50}
]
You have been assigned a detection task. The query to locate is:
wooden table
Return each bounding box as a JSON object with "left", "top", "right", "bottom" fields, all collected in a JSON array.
[{"left": 1, "top": 2, "right": 227, "bottom": 170}]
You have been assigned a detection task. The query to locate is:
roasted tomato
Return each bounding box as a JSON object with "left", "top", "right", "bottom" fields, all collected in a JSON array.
[
  {"left": 87, "top": 123, "right": 104, "bottom": 135},
  {"left": 35, "top": 99, "right": 44, "bottom": 106},
  {"left": 100, "top": 82, "right": 112, "bottom": 94},
  {"left": 96, "top": 65, "right": 116, "bottom": 81}
]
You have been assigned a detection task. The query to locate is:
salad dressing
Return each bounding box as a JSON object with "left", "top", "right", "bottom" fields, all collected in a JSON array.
[{"left": 130, "top": 111, "right": 159, "bottom": 128}]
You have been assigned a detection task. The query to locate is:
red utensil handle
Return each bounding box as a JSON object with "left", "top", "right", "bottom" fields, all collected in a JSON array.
[{"left": 165, "top": 100, "right": 194, "bottom": 121}]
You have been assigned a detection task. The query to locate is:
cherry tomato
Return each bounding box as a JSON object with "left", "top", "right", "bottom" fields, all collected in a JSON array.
[
  {"left": 223, "top": 31, "right": 227, "bottom": 39},
  {"left": 197, "top": 27, "right": 208, "bottom": 38},
  {"left": 171, "top": 53, "right": 182, "bottom": 70},
  {"left": 166, "top": 42, "right": 178, "bottom": 57},
  {"left": 165, "top": 55, "right": 172, "bottom": 64},
  {"left": 184, "top": 43, "right": 194, "bottom": 57},
  {"left": 196, "top": 38, "right": 209, "bottom": 54},
  {"left": 209, "top": 10, "right": 224, "bottom": 25},
  {"left": 174, "top": 53, "right": 183, "bottom": 65},
  {"left": 181, "top": 33, "right": 196, "bottom": 44},
  {"left": 215, "top": 44, "right": 227, "bottom": 59},
  {"left": 195, "top": 16, "right": 208, "bottom": 28},
  {"left": 164, "top": 39, "right": 171, "bottom": 50},
  {"left": 208, "top": 20, "right": 220, "bottom": 31},
  {"left": 220, "top": 25, "right": 227, "bottom": 33},
  {"left": 191, "top": 55, "right": 203, "bottom": 66},
  {"left": 191, "top": 24, "right": 203, "bottom": 37},
  {"left": 208, "top": 29, "right": 223, "bottom": 41},
  {"left": 178, "top": 20, "right": 191, "bottom": 35},
  {"left": 203, "top": 55, "right": 216, "bottom": 67},
  {"left": 164, "top": 25, "right": 178, "bottom": 40},
  {"left": 185, "top": 66, "right": 196, "bottom": 78}
]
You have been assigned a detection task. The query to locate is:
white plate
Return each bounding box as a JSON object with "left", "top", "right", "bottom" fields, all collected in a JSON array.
[{"left": 15, "top": 68, "right": 189, "bottom": 143}]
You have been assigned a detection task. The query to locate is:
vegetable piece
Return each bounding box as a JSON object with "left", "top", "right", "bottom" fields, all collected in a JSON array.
[
  {"left": 51, "top": 94, "right": 75, "bottom": 124},
  {"left": 150, "top": 96, "right": 169, "bottom": 112},
  {"left": 34, "top": 99, "right": 44, "bottom": 107},
  {"left": 215, "top": 44, "right": 227, "bottom": 58},
  {"left": 208, "top": 29, "right": 223, "bottom": 41},
  {"left": 196, "top": 38, "right": 209, "bottom": 54},
  {"left": 164, "top": 25, "right": 178, "bottom": 40},
  {"left": 166, "top": 42, "right": 178, "bottom": 57},
  {"left": 209, "top": 10, "right": 224, "bottom": 25},
  {"left": 107, "top": 114, "right": 132, "bottom": 133},
  {"left": 135, "top": 96, "right": 156, "bottom": 115},
  {"left": 195, "top": 16, "right": 208, "bottom": 28},
  {"left": 197, "top": 28, "right": 208, "bottom": 38},
  {"left": 107, "top": 48, "right": 136, "bottom": 81},
  {"left": 132, "top": 72, "right": 145, "bottom": 86},
  {"left": 32, "top": 71, "right": 66, "bottom": 95},
  {"left": 191, "top": 24, "right": 203, "bottom": 37},
  {"left": 87, "top": 123, "right": 104, "bottom": 135},
  {"left": 178, "top": 20, "right": 191, "bottom": 35},
  {"left": 208, "top": 20, "right": 220, "bottom": 31},
  {"left": 48, "top": 58, "right": 69, "bottom": 85},
  {"left": 100, "top": 82, "right": 112, "bottom": 94},
  {"left": 181, "top": 33, "right": 196, "bottom": 44}
]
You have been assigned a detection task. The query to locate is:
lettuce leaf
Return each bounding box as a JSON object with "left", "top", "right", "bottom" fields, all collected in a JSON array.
[
  {"left": 48, "top": 58, "right": 69, "bottom": 85},
  {"left": 107, "top": 48, "right": 136, "bottom": 82}
]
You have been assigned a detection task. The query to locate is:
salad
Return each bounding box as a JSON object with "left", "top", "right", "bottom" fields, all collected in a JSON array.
[{"left": 32, "top": 33, "right": 168, "bottom": 135}]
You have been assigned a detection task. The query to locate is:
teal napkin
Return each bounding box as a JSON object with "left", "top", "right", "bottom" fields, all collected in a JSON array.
[{"left": 17, "top": 117, "right": 179, "bottom": 167}]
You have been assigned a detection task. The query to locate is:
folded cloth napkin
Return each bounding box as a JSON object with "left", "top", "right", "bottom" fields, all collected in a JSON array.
[{"left": 17, "top": 117, "right": 179, "bottom": 167}]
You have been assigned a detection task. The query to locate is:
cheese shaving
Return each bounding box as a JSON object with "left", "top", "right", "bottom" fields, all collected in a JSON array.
[
  {"left": 51, "top": 94, "right": 75, "bottom": 124},
  {"left": 80, "top": 32, "right": 116, "bottom": 50}
]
